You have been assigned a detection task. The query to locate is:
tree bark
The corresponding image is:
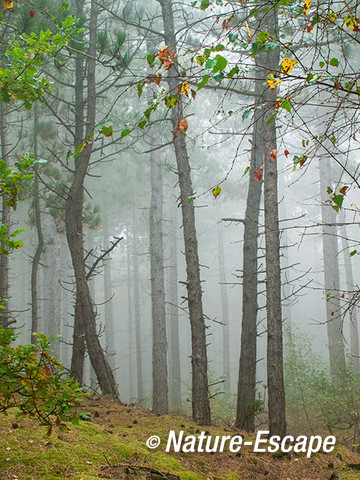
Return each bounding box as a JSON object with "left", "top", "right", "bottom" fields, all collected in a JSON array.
[
  {"left": 66, "top": 0, "right": 119, "bottom": 399},
  {"left": 339, "top": 212, "right": 360, "bottom": 375},
  {"left": 126, "top": 228, "right": 135, "bottom": 402},
  {"left": 235, "top": 73, "right": 264, "bottom": 430},
  {"left": 103, "top": 217, "right": 116, "bottom": 371},
  {"left": 0, "top": 103, "right": 11, "bottom": 328},
  {"left": 149, "top": 140, "right": 168, "bottom": 414},
  {"left": 158, "top": 0, "right": 210, "bottom": 425},
  {"left": 260, "top": 7, "right": 286, "bottom": 438},
  {"left": 132, "top": 208, "right": 144, "bottom": 402},
  {"left": 31, "top": 104, "right": 44, "bottom": 342},
  {"left": 216, "top": 204, "right": 230, "bottom": 395},
  {"left": 319, "top": 161, "right": 346, "bottom": 382},
  {"left": 168, "top": 195, "right": 182, "bottom": 409}
]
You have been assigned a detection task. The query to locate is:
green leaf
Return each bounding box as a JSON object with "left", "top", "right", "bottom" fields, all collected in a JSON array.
[
  {"left": 146, "top": 53, "right": 156, "bottom": 68},
  {"left": 200, "top": 0, "right": 210, "bottom": 10},
  {"left": 197, "top": 74, "right": 210, "bottom": 90},
  {"left": 327, "top": 187, "right": 333, "bottom": 194},
  {"left": 205, "top": 58, "right": 216, "bottom": 69},
  {"left": 196, "top": 55, "right": 206, "bottom": 66},
  {"left": 350, "top": 250, "right": 357, "bottom": 257},
  {"left": 164, "top": 95, "right": 179, "bottom": 108},
  {"left": 281, "top": 100, "right": 291, "bottom": 112},
  {"left": 319, "top": 61, "right": 325, "bottom": 68},
  {"left": 137, "top": 81, "right": 145, "bottom": 98},
  {"left": 138, "top": 120, "right": 147, "bottom": 129},
  {"left": 101, "top": 125, "right": 113, "bottom": 137},
  {"left": 242, "top": 109, "right": 252, "bottom": 121},
  {"left": 332, "top": 194, "right": 343, "bottom": 209},
  {"left": 121, "top": 128, "right": 131, "bottom": 138},
  {"left": 329, "top": 57, "right": 339, "bottom": 67},
  {"left": 228, "top": 33, "right": 238, "bottom": 43},
  {"left": 227, "top": 66, "right": 239, "bottom": 78},
  {"left": 61, "top": 2, "right": 69, "bottom": 12},
  {"left": 257, "top": 31, "right": 270, "bottom": 44},
  {"left": 213, "top": 54, "right": 228, "bottom": 73}
]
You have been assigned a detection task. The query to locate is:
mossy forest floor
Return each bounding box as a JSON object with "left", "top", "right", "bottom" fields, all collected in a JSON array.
[{"left": 1, "top": 396, "right": 360, "bottom": 480}]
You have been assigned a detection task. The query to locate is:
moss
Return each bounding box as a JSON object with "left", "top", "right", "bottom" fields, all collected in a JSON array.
[
  {"left": 179, "top": 472, "right": 204, "bottom": 480},
  {"left": 220, "top": 473, "right": 243, "bottom": 480}
]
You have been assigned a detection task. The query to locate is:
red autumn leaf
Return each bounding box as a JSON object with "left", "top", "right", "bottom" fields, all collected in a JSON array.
[
  {"left": 254, "top": 170, "right": 262, "bottom": 181},
  {"left": 269, "top": 149, "right": 277, "bottom": 161},
  {"left": 284, "top": 149, "right": 289, "bottom": 157},
  {"left": 147, "top": 74, "right": 162, "bottom": 86},
  {"left": 158, "top": 48, "right": 175, "bottom": 71},
  {"left": 260, "top": 164, "right": 264, "bottom": 171},
  {"left": 191, "top": 89, "right": 197, "bottom": 100},
  {"left": 339, "top": 186, "right": 348, "bottom": 195},
  {"left": 178, "top": 118, "right": 188, "bottom": 133},
  {"left": 173, "top": 134, "right": 178, "bottom": 140},
  {"left": 305, "top": 25, "right": 313, "bottom": 32},
  {"left": 29, "top": 10, "right": 35, "bottom": 17},
  {"left": 334, "top": 80, "right": 340, "bottom": 90}
]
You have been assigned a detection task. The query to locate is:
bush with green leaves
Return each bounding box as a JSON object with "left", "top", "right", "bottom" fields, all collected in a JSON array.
[
  {"left": 0, "top": 327, "right": 85, "bottom": 432},
  {"left": 284, "top": 326, "right": 360, "bottom": 445}
]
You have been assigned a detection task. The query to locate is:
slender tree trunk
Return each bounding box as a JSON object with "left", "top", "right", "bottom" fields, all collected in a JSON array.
[
  {"left": 149, "top": 141, "right": 168, "bottom": 413},
  {"left": 261, "top": 8, "right": 286, "bottom": 438},
  {"left": 103, "top": 217, "right": 116, "bottom": 371},
  {"left": 0, "top": 103, "right": 11, "bottom": 328},
  {"left": 47, "top": 217, "right": 62, "bottom": 357},
  {"left": 31, "top": 105, "right": 44, "bottom": 342},
  {"left": 158, "top": 0, "right": 210, "bottom": 425},
  {"left": 216, "top": 204, "right": 230, "bottom": 394},
  {"left": 132, "top": 209, "right": 144, "bottom": 401},
  {"left": 319, "top": 161, "right": 346, "bottom": 382},
  {"left": 126, "top": 228, "right": 135, "bottom": 401},
  {"left": 168, "top": 196, "right": 182, "bottom": 408},
  {"left": 66, "top": 0, "right": 119, "bottom": 399},
  {"left": 339, "top": 212, "right": 360, "bottom": 375}
]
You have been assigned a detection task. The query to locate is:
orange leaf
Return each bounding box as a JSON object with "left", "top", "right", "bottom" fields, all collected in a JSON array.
[
  {"left": 254, "top": 170, "right": 262, "bottom": 181},
  {"left": 178, "top": 118, "right": 188, "bottom": 133},
  {"left": 305, "top": 25, "right": 313, "bottom": 32},
  {"left": 284, "top": 149, "right": 289, "bottom": 157},
  {"left": 260, "top": 164, "right": 264, "bottom": 171},
  {"left": 269, "top": 149, "right": 277, "bottom": 161},
  {"left": 2, "top": 0, "right": 13, "bottom": 9},
  {"left": 339, "top": 186, "right": 348, "bottom": 195}
]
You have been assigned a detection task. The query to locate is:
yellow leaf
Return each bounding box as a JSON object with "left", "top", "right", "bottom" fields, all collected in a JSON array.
[
  {"left": 345, "top": 16, "right": 360, "bottom": 32},
  {"left": 281, "top": 57, "right": 296, "bottom": 75},
  {"left": 245, "top": 21, "right": 252, "bottom": 41},
  {"left": 303, "top": 0, "right": 311, "bottom": 15},
  {"left": 267, "top": 73, "right": 281, "bottom": 90},
  {"left": 180, "top": 82, "right": 190, "bottom": 96},
  {"left": 2, "top": 0, "right": 13, "bottom": 9}
]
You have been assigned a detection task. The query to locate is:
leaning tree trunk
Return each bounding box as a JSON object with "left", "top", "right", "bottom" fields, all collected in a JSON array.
[
  {"left": 0, "top": 103, "right": 11, "bottom": 328},
  {"left": 319, "top": 160, "right": 346, "bottom": 382},
  {"left": 158, "top": 0, "right": 210, "bottom": 425},
  {"left": 236, "top": 64, "right": 265, "bottom": 431},
  {"left": 149, "top": 137, "right": 168, "bottom": 414},
  {"left": 65, "top": 0, "right": 119, "bottom": 399},
  {"left": 31, "top": 104, "right": 44, "bottom": 342},
  {"left": 261, "top": 7, "right": 286, "bottom": 438}
]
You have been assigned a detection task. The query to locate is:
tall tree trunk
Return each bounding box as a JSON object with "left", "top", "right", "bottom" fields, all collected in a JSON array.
[
  {"left": 132, "top": 209, "right": 144, "bottom": 401},
  {"left": 66, "top": 0, "right": 119, "bottom": 399},
  {"left": 0, "top": 103, "right": 11, "bottom": 328},
  {"left": 126, "top": 228, "right": 135, "bottom": 402},
  {"left": 261, "top": 8, "right": 286, "bottom": 438},
  {"left": 168, "top": 195, "right": 182, "bottom": 408},
  {"left": 31, "top": 105, "right": 44, "bottom": 342},
  {"left": 339, "top": 212, "right": 360, "bottom": 375},
  {"left": 103, "top": 217, "right": 116, "bottom": 371},
  {"left": 235, "top": 23, "right": 267, "bottom": 434},
  {"left": 319, "top": 161, "right": 346, "bottom": 382},
  {"left": 216, "top": 204, "right": 230, "bottom": 394},
  {"left": 149, "top": 142, "right": 168, "bottom": 414},
  {"left": 47, "top": 217, "right": 62, "bottom": 357},
  {"left": 158, "top": 0, "right": 210, "bottom": 425}
]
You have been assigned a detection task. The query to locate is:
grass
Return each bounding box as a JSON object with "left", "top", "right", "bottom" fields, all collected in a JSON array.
[{"left": 0, "top": 396, "right": 359, "bottom": 480}]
